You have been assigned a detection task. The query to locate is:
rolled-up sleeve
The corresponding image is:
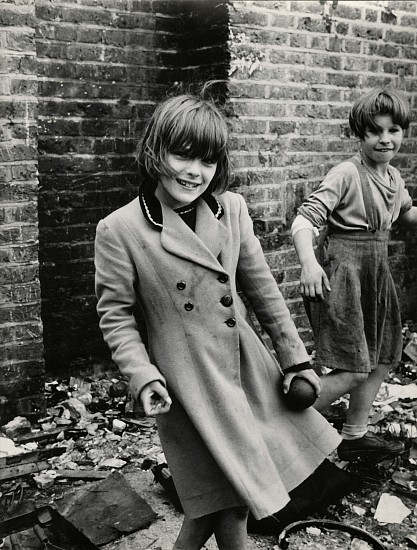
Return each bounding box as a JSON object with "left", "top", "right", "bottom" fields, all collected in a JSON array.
[{"left": 297, "top": 164, "right": 348, "bottom": 227}]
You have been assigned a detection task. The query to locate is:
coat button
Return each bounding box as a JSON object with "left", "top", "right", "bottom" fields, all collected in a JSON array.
[
  {"left": 220, "top": 295, "right": 233, "bottom": 307},
  {"left": 218, "top": 273, "right": 229, "bottom": 283},
  {"left": 184, "top": 302, "right": 194, "bottom": 311},
  {"left": 177, "top": 281, "right": 186, "bottom": 290},
  {"left": 226, "top": 317, "right": 236, "bottom": 327}
]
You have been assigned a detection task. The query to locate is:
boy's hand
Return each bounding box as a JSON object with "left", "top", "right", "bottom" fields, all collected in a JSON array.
[
  {"left": 300, "top": 260, "right": 331, "bottom": 301},
  {"left": 140, "top": 381, "right": 172, "bottom": 416},
  {"left": 282, "top": 369, "right": 322, "bottom": 398}
]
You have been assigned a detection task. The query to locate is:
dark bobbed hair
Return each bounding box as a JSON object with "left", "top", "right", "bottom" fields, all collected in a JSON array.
[
  {"left": 136, "top": 84, "right": 231, "bottom": 194},
  {"left": 349, "top": 88, "right": 411, "bottom": 139}
]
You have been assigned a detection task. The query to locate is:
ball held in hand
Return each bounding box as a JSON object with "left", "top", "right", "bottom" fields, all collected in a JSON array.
[{"left": 284, "top": 376, "right": 317, "bottom": 410}]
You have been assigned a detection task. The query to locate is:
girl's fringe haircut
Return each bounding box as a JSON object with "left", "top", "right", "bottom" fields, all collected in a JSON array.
[{"left": 136, "top": 80, "right": 232, "bottom": 194}]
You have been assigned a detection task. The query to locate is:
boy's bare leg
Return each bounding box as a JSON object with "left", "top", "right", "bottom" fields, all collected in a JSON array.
[
  {"left": 314, "top": 363, "right": 390, "bottom": 422},
  {"left": 335, "top": 363, "right": 404, "bottom": 459},
  {"left": 346, "top": 363, "right": 391, "bottom": 425},
  {"left": 314, "top": 370, "right": 368, "bottom": 412},
  {"left": 214, "top": 506, "right": 249, "bottom": 550},
  {"left": 173, "top": 514, "right": 214, "bottom": 550}
]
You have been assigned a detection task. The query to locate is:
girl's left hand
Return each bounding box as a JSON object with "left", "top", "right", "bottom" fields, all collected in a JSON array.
[{"left": 282, "top": 369, "right": 322, "bottom": 398}]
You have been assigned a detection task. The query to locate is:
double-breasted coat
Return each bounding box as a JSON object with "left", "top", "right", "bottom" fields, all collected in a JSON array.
[{"left": 94, "top": 186, "right": 341, "bottom": 520}]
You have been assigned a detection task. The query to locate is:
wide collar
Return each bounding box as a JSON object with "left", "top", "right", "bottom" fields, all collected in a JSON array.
[
  {"left": 139, "top": 181, "right": 224, "bottom": 228},
  {"left": 139, "top": 182, "right": 229, "bottom": 272}
]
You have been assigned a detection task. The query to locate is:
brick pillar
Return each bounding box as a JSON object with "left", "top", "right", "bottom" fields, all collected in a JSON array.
[
  {"left": 35, "top": 0, "right": 181, "bottom": 374},
  {"left": 0, "top": 0, "right": 45, "bottom": 422}
]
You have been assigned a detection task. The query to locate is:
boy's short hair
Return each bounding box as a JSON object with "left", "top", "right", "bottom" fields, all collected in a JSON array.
[
  {"left": 137, "top": 91, "right": 230, "bottom": 194},
  {"left": 349, "top": 88, "right": 411, "bottom": 139}
]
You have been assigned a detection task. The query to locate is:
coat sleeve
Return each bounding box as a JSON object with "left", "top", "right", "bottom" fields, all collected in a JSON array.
[
  {"left": 94, "top": 218, "right": 166, "bottom": 399},
  {"left": 235, "top": 195, "right": 310, "bottom": 370}
]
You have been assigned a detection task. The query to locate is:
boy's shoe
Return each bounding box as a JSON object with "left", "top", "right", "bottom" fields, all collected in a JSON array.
[{"left": 338, "top": 432, "right": 405, "bottom": 461}]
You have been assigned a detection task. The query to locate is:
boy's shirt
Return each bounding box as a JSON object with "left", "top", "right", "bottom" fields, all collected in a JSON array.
[{"left": 298, "top": 153, "right": 412, "bottom": 231}]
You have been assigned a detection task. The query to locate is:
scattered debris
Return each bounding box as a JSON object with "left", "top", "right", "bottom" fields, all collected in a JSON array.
[
  {"left": 374, "top": 493, "right": 412, "bottom": 524},
  {"left": 0, "top": 504, "right": 100, "bottom": 549},
  {"left": 406, "top": 533, "right": 417, "bottom": 548},
  {"left": 403, "top": 332, "right": 417, "bottom": 363},
  {"left": 98, "top": 457, "right": 126, "bottom": 469},
  {"left": 391, "top": 470, "right": 417, "bottom": 493},
  {"left": 33, "top": 471, "right": 57, "bottom": 489},
  {"left": 351, "top": 539, "right": 373, "bottom": 550},
  {"left": 1, "top": 417, "right": 31, "bottom": 440},
  {"left": 0, "top": 461, "right": 52, "bottom": 483},
  {"left": 56, "top": 471, "right": 157, "bottom": 545},
  {"left": 54, "top": 470, "right": 108, "bottom": 481},
  {"left": 278, "top": 519, "right": 387, "bottom": 550},
  {"left": 1, "top": 323, "right": 417, "bottom": 549}
]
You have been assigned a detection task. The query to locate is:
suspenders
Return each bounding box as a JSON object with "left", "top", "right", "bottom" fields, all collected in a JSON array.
[
  {"left": 349, "top": 156, "right": 398, "bottom": 232},
  {"left": 349, "top": 157, "right": 378, "bottom": 232}
]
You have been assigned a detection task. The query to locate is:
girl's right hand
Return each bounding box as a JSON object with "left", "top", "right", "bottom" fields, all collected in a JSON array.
[
  {"left": 300, "top": 260, "right": 331, "bottom": 301},
  {"left": 140, "top": 381, "right": 172, "bottom": 416}
]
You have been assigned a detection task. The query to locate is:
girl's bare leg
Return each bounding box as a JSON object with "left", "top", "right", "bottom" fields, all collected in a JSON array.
[
  {"left": 173, "top": 514, "right": 214, "bottom": 550},
  {"left": 173, "top": 506, "right": 249, "bottom": 550},
  {"left": 214, "top": 506, "right": 249, "bottom": 550}
]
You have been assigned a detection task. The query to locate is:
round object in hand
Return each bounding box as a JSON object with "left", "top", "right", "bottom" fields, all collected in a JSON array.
[{"left": 284, "top": 376, "right": 317, "bottom": 410}]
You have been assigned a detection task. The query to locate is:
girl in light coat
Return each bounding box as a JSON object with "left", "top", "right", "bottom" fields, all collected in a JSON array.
[{"left": 95, "top": 87, "right": 340, "bottom": 549}]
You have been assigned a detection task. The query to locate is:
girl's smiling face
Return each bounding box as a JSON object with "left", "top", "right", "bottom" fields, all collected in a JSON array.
[
  {"left": 155, "top": 152, "right": 217, "bottom": 209},
  {"left": 361, "top": 114, "right": 404, "bottom": 167}
]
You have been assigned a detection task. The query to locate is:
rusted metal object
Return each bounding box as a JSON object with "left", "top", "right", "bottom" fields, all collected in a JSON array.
[{"left": 278, "top": 519, "right": 387, "bottom": 550}]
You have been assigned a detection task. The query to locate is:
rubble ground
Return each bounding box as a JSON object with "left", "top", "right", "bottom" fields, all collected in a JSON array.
[{"left": 1, "top": 322, "right": 417, "bottom": 549}]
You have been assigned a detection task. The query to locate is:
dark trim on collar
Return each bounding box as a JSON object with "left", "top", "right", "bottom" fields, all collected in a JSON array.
[
  {"left": 139, "top": 182, "right": 163, "bottom": 230},
  {"left": 139, "top": 183, "right": 224, "bottom": 231},
  {"left": 202, "top": 191, "right": 224, "bottom": 221}
]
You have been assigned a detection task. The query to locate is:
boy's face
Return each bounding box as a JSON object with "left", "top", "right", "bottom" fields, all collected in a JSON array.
[
  {"left": 361, "top": 115, "right": 404, "bottom": 166},
  {"left": 156, "top": 153, "right": 217, "bottom": 209}
]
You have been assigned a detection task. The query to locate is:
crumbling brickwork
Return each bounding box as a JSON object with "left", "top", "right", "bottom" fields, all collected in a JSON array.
[{"left": 0, "top": 0, "right": 44, "bottom": 420}]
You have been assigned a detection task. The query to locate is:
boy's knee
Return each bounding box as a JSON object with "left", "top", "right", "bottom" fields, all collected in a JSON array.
[
  {"left": 349, "top": 371, "right": 368, "bottom": 386},
  {"left": 215, "top": 506, "right": 248, "bottom": 522},
  {"left": 232, "top": 506, "right": 249, "bottom": 521}
]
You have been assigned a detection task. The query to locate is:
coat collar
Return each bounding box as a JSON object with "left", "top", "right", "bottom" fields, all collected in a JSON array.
[
  {"left": 138, "top": 182, "right": 229, "bottom": 272},
  {"left": 139, "top": 181, "right": 224, "bottom": 229}
]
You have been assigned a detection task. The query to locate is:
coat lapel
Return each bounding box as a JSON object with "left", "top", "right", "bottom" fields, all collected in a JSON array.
[{"left": 160, "top": 200, "right": 229, "bottom": 272}]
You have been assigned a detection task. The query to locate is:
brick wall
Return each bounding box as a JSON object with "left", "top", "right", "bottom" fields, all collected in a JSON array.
[
  {"left": 178, "top": 0, "right": 229, "bottom": 83},
  {"left": 227, "top": 0, "right": 417, "bottom": 347},
  {"left": 35, "top": 0, "right": 231, "bottom": 375},
  {"left": 0, "top": 0, "right": 44, "bottom": 421},
  {"left": 35, "top": 0, "right": 183, "bottom": 373}
]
